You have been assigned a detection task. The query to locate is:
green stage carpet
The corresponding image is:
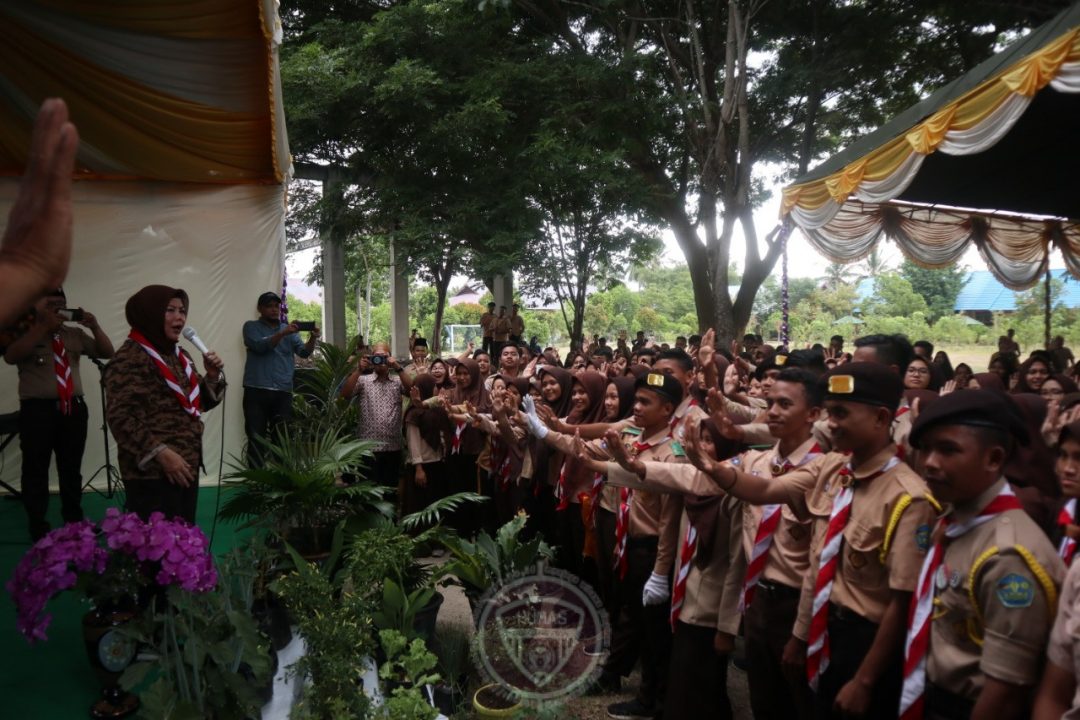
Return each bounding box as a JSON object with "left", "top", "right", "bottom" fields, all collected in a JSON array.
[{"left": 0, "top": 485, "right": 246, "bottom": 719}]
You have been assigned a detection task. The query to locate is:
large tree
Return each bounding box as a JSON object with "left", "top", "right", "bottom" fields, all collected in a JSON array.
[
  {"left": 900, "top": 258, "right": 969, "bottom": 323},
  {"left": 499, "top": 0, "right": 1068, "bottom": 342}
]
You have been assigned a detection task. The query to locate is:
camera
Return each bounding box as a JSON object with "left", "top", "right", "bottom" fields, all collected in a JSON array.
[
  {"left": 57, "top": 308, "right": 84, "bottom": 322},
  {"left": 370, "top": 355, "right": 387, "bottom": 366},
  {"left": 295, "top": 321, "right": 316, "bottom": 332}
]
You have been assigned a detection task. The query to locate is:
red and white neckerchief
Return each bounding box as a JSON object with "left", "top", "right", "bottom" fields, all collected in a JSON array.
[
  {"left": 740, "top": 443, "right": 823, "bottom": 612},
  {"left": 899, "top": 484, "right": 1022, "bottom": 720},
  {"left": 669, "top": 398, "right": 698, "bottom": 437},
  {"left": 1059, "top": 498, "right": 1077, "bottom": 567},
  {"left": 450, "top": 420, "right": 466, "bottom": 455},
  {"left": 806, "top": 451, "right": 901, "bottom": 690},
  {"left": 490, "top": 437, "right": 512, "bottom": 490},
  {"left": 586, "top": 472, "right": 604, "bottom": 524},
  {"left": 555, "top": 461, "right": 570, "bottom": 511},
  {"left": 895, "top": 405, "right": 910, "bottom": 418},
  {"left": 670, "top": 523, "right": 698, "bottom": 628},
  {"left": 51, "top": 333, "right": 74, "bottom": 415},
  {"left": 613, "top": 486, "right": 633, "bottom": 579},
  {"left": 129, "top": 329, "right": 200, "bottom": 418}
]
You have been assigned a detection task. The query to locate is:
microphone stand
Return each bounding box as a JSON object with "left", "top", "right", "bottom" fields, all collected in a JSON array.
[{"left": 82, "top": 357, "right": 122, "bottom": 500}]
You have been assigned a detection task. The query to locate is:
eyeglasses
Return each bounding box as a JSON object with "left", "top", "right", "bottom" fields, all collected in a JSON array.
[{"left": 906, "top": 367, "right": 930, "bottom": 376}]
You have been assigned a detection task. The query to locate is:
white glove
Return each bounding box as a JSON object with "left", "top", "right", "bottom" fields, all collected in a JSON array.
[
  {"left": 641, "top": 571, "right": 670, "bottom": 606},
  {"left": 521, "top": 394, "right": 549, "bottom": 439}
]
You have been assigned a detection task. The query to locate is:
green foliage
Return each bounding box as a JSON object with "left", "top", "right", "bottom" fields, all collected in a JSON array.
[
  {"left": 371, "top": 577, "right": 436, "bottom": 642},
  {"left": 860, "top": 274, "right": 929, "bottom": 318},
  {"left": 121, "top": 586, "right": 272, "bottom": 720},
  {"left": 900, "top": 260, "right": 968, "bottom": 322},
  {"left": 437, "top": 513, "right": 556, "bottom": 601},
  {"left": 377, "top": 630, "right": 440, "bottom": 720}
]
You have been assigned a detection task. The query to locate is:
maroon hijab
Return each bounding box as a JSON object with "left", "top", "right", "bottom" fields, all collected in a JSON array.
[
  {"left": 537, "top": 366, "right": 575, "bottom": 418},
  {"left": 125, "top": 284, "right": 188, "bottom": 353},
  {"left": 566, "top": 371, "right": 608, "bottom": 426}
]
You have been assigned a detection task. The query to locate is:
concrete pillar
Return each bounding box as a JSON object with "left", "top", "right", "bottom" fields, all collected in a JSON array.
[
  {"left": 492, "top": 273, "right": 514, "bottom": 310},
  {"left": 390, "top": 240, "right": 410, "bottom": 359},
  {"left": 321, "top": 170, "right": 347, "bottom": 347}
]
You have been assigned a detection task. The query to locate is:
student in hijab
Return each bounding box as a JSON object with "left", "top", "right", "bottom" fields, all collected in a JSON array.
[
  {"left": 1009, "top": 392, "right": 1062, "bottom": 536},
  {"left": 444, "top": 358, "right": 490, "bottom": 535},
  {"left": 523, "top": 365, "right": 576, "bottom": 540},
  {"left": 105, "top": 285, "right": 225, "bottom": 522},
  {"left": 473, "top": 375, "right": 532, "bottom": 527},
  {"left": 403, "top": 374, "right": 452, "bottom": 515},
  {"left": 427, "top": 357, "right": 455, "bottom": 392}
]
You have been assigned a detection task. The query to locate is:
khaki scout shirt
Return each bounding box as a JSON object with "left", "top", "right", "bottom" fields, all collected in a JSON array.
[
  {"left": 548, "top": 424, "right": 684, "bottom": 574},
  {"left": 669, "top": 396, "right": 706, "bottom": 446},
  {"left": 733, "top": 438, "right": 819, "bottom": 591},
  {"left": 738, "top": 403, "right": 913, "bottom": 456},
  {"left": 510, "top": 314, "right": 525, "bottom": 337},
  {"left": 610, "top": 461, "right": 743, "bottom": 633},
  {"left": 493, "top": 316, "right": 511, "bottom": 342},
  {"left": 16, "top": 325, "right": 106, "bottom": 400},
  {"left": 1048, "top": 561, "right": 1080, "bottom": 718},
  {"left": 480, "top": 311, "right": 496, "bottom": 338},
  {"left": 781, "top": 445, "right": 934, "bottom": 638},
  {"left": 929, "top": 478, "right": 1064, "bottom": 699}
]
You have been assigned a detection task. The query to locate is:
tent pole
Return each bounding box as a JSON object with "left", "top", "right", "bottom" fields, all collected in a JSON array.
[{"left": 1045, "top": 264, "right": 1051, "bottom": 350}]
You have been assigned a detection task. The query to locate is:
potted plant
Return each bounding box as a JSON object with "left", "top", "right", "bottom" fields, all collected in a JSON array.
[
  {"left": 437, "top": 512, "right": 556, "bottom": 610},
  {"left": 376, "top": 629, "right": 440, "bottom": 720},
  {"left": 218, "top": 534, "right": 293, "bottom": 651},
  {"left": 430, "top": 625, "right": 470, "bottom": 715},
  {"left": 6, "top": 509, "right": 217, "bottom": 718},
  {"left": 219, "top": 418, "right": 392, "bottom": 559},
  {"left": 119, "top": 583, "right": 274, "bottom": 719}
]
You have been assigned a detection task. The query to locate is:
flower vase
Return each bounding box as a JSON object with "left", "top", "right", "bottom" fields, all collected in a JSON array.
[{"left": 82, "top": 608, "right": 140, "bottom": 719}]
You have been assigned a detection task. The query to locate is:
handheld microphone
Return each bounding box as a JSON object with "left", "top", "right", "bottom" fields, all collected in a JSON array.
[{"left": 182, "top": 326, "right": 210, "bottom": 355}]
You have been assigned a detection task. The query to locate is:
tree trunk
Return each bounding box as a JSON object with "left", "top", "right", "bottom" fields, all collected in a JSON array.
[{"left": 432, "top": 274, "right": 450, "bottom": 355}]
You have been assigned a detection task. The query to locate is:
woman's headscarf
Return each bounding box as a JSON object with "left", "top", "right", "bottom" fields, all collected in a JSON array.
[
  {"left": 125, "top": 284, "right": 188, "bottom": 353},
  {"left": 972, "top": 372, "right": 1005, "bottom": 393},
  {"left": 609, "top": 376, "right": 637, "bottom": 421},
  {"left": 685, "top": 419, "right": 745, "bottom": 566},
  {"left": 404, "top": 375, "right": 452, "bottom": 455},
  {"left": 1013, "top": 356, "right": 1052, "bottom": 395},
  {"left": 1049, "top": 374, "right": 1079, "bottom": 396},
  {"left": 428, "top": 357, "right": 455, "bottom": 389},
  {"left": 502, "top": 375, "right": 532, "bottom": 403},
  {"left": 1006, "top": 393, "right": 1058, "bottom": 497},
  {"left": 451, "top": 358, "right": 489, "bottom": 411},
  {"left": 537, "top": 366, "right": 575, "bottom": 418},
  {"left": 566, "top": 371, "right": 608, "bottom": 426}
]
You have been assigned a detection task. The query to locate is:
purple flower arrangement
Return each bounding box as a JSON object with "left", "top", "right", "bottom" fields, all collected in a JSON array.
[{"left": 6, "top": 508, "right": 217, "bottom": 644}]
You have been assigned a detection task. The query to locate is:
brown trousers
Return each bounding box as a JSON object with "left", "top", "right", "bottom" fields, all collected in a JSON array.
[{"left": 664, "top": 620, "right": 731, "bottom": 720}]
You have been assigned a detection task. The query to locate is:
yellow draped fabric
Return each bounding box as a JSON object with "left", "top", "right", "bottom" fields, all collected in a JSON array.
[
  {"left": 0, "top": 1, "right": 284, "bottom": 183},
  {"left": 782, "top": 27, "right": 1080, "bottom": 214}
]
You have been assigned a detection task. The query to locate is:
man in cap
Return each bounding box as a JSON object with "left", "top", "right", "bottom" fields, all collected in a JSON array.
[
  {"left": 241, "top": 291, "right": 319, "bottom": 467},
  {"left": 5, "top": 287, "right": 113, "bottom": 540},
  {"left": 904, "top": 391, "right": 1063, "bottom": 720},
  {"left": 523, "top": 372, "right": 685, "bottom": 719},
  {"left": 690, "top": 362, "right": 937, "bottom": 718},
  {"left": 400, "top": 336, "right": 430, "bottom": 384},
  {"left": 480, "top": 301, "right": 497, "bottom": 357}
]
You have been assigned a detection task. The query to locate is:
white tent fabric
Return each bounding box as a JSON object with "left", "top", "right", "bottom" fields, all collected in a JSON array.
[{"left": 0, "top": 181, "right": 286, "bottom": 494}]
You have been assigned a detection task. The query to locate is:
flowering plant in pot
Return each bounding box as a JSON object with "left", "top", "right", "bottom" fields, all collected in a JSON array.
[{"left": 6, "top": 508, "right": 217, "bottom": 718}]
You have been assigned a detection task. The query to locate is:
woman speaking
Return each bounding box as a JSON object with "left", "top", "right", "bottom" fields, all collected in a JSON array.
[{"left": 105, "top": 285, "right": 224, "bottom": 522}]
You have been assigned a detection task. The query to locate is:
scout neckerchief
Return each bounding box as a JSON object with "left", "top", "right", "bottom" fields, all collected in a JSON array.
[
  {"left": 740, "top": 442, "right": 822, "bottom": 612},
  {"left": 806, "top": 450, "right": 901, "bottom": 690},
  {"left": 899, "top": 484, "right": 1022, "bottom": 720},
  {"left": 669, "top": 397, "right": 698, "bottom": 436},
  {"left": 450, "top": 420, "right": 466, "bottom": 455},
  {"left": 670, "top": 523, "right": 697, "bottom": 628},
  {"left": 586, "top": 471, "right": 604, "bottom": 525},
  {"left": 52, "top": 333, "right": 74, "bottom": 415},
  {"left": 612, "top": 436, "right": 670, "bottom": 579},
  {"left": 129, "top": 329, "right": 200, "bottom": 418},
  {"left": 490, "top": 436, "right": 512, "bottom": 490},
  {"left": 1058, "top": 498, "right": 1078, "bottom": 567},
  {"left": 555, "top": 460, "right": 570, "bottom": 511}
]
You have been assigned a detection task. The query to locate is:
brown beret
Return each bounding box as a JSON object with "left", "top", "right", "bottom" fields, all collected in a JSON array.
[
  {"left": 909, "top": 389, "right": 1029, "bottom": 449},
  {"left": 821, "top": 362, "right": 903, "bottom": 412}
]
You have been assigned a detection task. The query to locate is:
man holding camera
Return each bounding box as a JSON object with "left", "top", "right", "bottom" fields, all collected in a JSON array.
[
  {"left": 340, "top": 342, "right": 416, "bottom": 491},
  {"left": 4, "top": 287, "right": 113, "bottom": 540},
  {"left": 242, "top": 291, "right": 319, "bottom": 467}
]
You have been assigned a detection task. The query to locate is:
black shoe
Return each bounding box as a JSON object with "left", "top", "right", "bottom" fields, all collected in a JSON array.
[
  {"left": 607, "top": 699, "right": 654, "bottom": 720},
  {"left": 29, "top": 520, "right": 50, "bottom": 543}
]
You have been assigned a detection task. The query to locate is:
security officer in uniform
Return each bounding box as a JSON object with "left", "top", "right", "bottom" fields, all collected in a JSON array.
[
  {"left": 689, "top": 362, "right": 937, "bottom": 718},
  {"left": 905, "top": 391, "right": 1063, "bottom": 720},
  {"left": 524, "top": 372, "right": 684, "bottom": 720}
]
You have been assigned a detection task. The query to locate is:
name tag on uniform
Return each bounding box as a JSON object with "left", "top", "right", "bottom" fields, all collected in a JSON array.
[{"left": 671, "top": 441, "right": 685, "bottom": 457}]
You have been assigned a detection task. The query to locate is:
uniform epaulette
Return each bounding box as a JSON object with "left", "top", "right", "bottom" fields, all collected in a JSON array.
[
  {"left": 963, "top": 518, "right": 1058, "bottom": 646},
  {"left": 879, "top": 490, "right": 941, "bottom": 564}
]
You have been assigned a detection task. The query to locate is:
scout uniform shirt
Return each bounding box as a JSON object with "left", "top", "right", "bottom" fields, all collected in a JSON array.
[
  {"left": 738, "top": 403, "right": 913, "bottom": 457},
  {"left": 780, "top": 444, "right": 935, "bottom": 638},
  {"left": 546, "top": 424, "right": 684, "bottom": 575},
  {"left": 929, "top": 477, "right": 1064, "bottom": 701},
  {"left": 1047, "top": 560, "right": 1080, "bottom": 717},
  {"left": 16, "top": 325, "right": 107, "bottom": 401},
  {"left": 732, "top": 437, "right": 820, "bottom": 593},
  {"left": 480, "top": 310, "right": 496, "bottom": 340},
  {"left": 607, "top": 460, "right": 743, "bottom": 635},
  {"left": 669, "top": 395, "right": 707, "bottom": 446}
]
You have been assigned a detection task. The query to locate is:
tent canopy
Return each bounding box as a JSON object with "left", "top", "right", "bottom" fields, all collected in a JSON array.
[{"left": 782, "top": 2, "right": 1080, "bottom": 290}]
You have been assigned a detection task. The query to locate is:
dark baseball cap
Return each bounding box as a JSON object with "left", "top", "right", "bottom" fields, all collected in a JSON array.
[
  {"left": 257, "top": 292, "right": 282, "bottom": 306},
  {"left": 821, "top": 362, "right": 903, "bottom": 413}
]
